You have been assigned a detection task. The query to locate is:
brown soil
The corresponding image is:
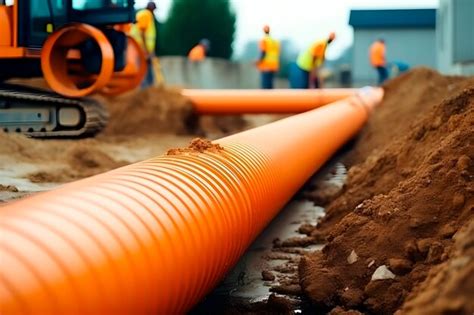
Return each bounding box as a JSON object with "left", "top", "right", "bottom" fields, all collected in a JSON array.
[
  {"left": 0, "top": 184, "right": 18, "bottom": 192},
  {"left": 27, "top": 143, "right": 128, "bottom": 183},
  {"left": 100, "top": 86, "right": 200, "bottom": 136},
  {"left": 313, "top": 68, "right": 473, "bottom": 231},
  {"left": 346, "top": 67, "right": 466, "bottom": 166},
  {"left": 166, "top": 138, "right": 224, "bottom": 155},
  {"left": 400, "top": 220, "right": 474, "bottom": 315},
  {"left": 299, "top": 68, "right": 474, "bottom": 314}
]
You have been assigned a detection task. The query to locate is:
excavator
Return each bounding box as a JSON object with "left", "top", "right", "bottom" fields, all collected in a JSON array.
[{"left": 0, "top": 0, "right": 147, "bottom": 137}]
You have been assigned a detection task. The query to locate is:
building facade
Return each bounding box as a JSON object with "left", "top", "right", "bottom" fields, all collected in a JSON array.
[
  {"left": 437, "top": 0, "right": 474, "bottom": 75},
  {"left": 349, "top": 9, "right": 437, "bottom": 85}
]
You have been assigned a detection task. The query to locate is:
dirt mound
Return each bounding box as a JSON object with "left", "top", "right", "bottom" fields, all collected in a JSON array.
[
  {"left": 313, "top": 69, "right": 474, "bottom": 232},
  {"left": 6, "top": 78, "right": 249, "bottom": 138},
  {"left": 101, "top": 86, "right": 199, "bottom": 136},
  {"left": 346, "top": 67, "right": 464, "bottom": 166},
  {"left": 166, "top": 138, "right": 224, "bottom": 155},
  {"left": 400, "top": 220, "right": 474, "bottom": 315},
  {"left": 299, "top": 70, "right": 474, "bottom": 313}
]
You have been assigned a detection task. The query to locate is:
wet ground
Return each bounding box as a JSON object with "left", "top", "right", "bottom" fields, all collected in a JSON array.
[{"left": 191, "top": 161, "right": 347, "bottom": 314}]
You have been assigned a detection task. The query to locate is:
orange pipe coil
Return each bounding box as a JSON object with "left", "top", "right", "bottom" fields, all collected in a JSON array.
[
  {"left": 182, "top": 88, "right": 357, "bottom": 114},
  {"left": 0, "top": 87, "right": 383, "bottom": 314}
]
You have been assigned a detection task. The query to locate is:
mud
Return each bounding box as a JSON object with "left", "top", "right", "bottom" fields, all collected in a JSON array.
[{"left": 299, "top": 68, "right": 474, "bottom": 314}]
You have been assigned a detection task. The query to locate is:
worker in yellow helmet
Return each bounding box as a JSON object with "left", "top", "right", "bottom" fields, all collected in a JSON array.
[
  {"left": 131, "top": 1, "right": 157, "bottom": 88},
  {"left": 290, "top": 32, "right": 336, "bottom": 89},
  {"left": 256, "top": 25, "right": 280, "bottom": 89}
]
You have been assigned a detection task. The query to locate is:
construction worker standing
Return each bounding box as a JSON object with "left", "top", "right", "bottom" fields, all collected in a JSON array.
[
  {"left": 290, "top": 32, "right": 335, "bottom": 89},
  {"left": 131, "top": 1, "right": 157, "bottom": 88},
  {"left": 369, "top": 38, "right": 388, "bottom": 85},
  {"left": 188, "top": 39, "right": 210, "bottom": 62},
  {"left": 256, "top": 25, "right": 280, "bottom": 89}
]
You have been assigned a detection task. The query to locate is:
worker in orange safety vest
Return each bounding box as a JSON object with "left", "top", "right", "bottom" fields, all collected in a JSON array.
[
  {"left": 256, "top": 25, "right": 280, "bottom": 89},
  {"left": 188, "top": 39, "right": 210, "bottom": 62},
  {"left": 369, "top": 38, "right": 388, "bottom": 85}
]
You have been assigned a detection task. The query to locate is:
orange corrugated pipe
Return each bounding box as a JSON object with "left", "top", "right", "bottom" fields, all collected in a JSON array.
[
  {"left": 182, "top": 88, "right": 357, "bottom": 114},
  {"left": 0, "top": 87, "right": 383, "bottom": 314}
]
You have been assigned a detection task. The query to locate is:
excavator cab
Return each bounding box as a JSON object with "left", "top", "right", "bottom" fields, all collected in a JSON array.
[{"left": 0, "top": 0, "right": 147, "bottom": 137}]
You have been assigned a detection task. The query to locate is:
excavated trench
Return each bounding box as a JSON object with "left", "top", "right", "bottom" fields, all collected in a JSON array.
[{"left": 1, "top": 68, "right": 473, "bottom": 314}]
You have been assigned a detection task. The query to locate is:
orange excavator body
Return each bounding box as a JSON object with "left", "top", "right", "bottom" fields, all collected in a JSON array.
[{"left": 0, "top": 0, "right": 146, "bottom": 137}]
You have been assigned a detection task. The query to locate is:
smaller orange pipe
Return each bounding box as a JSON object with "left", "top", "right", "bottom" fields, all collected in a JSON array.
[{"left": 182, "top": 89, "right": 357, "bottom": 114}]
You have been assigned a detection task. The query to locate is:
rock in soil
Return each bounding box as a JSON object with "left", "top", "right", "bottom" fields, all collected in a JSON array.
[{"left": 299, "top": 69, "right": 474, "bottom": 314}]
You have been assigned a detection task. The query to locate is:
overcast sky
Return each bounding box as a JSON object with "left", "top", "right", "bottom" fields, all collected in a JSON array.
[{"left": 136, "top": 0, "right": 438, "bottom": 59}]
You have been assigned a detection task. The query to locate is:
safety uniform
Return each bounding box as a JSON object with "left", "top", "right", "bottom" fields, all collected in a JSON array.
[
  {"left": 290, "top": 40, "right": 328, "bottom": 89},
  {"left": 258, "top": 35, "right": 280, "bottom": 89},
  {"left": 188, "top": 44, "right": 206, "bottom": 62},
  {"left": 369, "top": 41, "right": 386, "bottom": 67},
  {"left": 369, "top": 41, "right": 388, "bottom": 85},
  {"left": 130, "top": 9, "right": 157, "bottom": 88},
  {"left": 296, "top": 40, "right": 328, "bottom": 72},
  {"left": 131, "top": 9, "right": 156, "bottom": 54},
  {"left": 258, "top": 35, "right": 280, "bottom": 72}
]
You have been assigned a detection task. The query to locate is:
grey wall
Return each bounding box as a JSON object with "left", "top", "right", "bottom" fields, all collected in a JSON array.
[
  {"left": 437, "top": 0, "right": 474, "bottom": 75},
  {"left": 159, "top": 57, "right": 291, "bottom": 89},
  {"left": 352, "top": 28, "right": 436, "bottom": 85}
]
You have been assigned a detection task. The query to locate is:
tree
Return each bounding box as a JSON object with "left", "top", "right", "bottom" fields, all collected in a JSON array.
[{"left": 161, "top": 0, "right": 236, "bottom": 59}]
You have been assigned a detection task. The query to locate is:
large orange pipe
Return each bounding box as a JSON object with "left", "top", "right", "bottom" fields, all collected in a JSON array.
[
  {"left": 0, "top": 87, "right": 383, "bottom": 314},
  {"left": 182, "top": 88, "right": 357, "bottom": 114}
]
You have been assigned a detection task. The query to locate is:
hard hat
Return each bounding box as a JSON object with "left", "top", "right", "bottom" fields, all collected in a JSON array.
[
  {"left": 263, "top": 25, "right": 270, "bottom": 34},
  {"left": 329, "top": 32, "right": 336, "bottom": 41}
]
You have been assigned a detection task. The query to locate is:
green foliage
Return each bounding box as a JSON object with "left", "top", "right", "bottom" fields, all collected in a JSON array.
[{"left": 160, "top": 0, "right": 236, "bottom": 59}]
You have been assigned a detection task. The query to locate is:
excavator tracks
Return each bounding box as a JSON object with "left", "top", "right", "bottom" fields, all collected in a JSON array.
[{"left": 0, "top": 84, "right": 108, "bottom": 138}]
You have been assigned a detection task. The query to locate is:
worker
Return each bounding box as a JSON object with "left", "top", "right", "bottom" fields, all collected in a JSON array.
[
  {"left": 256, "top": 25, "right": 280, "bottom": 89},
  {"left": 131, "top": 1, "right": 157, "bottom": 88},
  {"left": 290, "top": 32, "right": 335, "bottom": 89},
  {"left": 369, "top": 38, "right": 388, "bottom": 85},
  {"left": 188, "top": 39, "right": 210, "bottom": 62}
]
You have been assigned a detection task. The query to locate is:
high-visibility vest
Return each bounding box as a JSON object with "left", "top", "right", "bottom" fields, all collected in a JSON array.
[
  {"left": 258, "top": 35, "right": 280, "bottom": 72},
  {"left": 297, "top": 40, "right": 328, "bottom": 72},
  {"left": 369, "top": 41, "right": 386, "bottom": 67},
  {"left": 188, "top": 44, "right": 206, "bottom": 62},
  {"left": 130, "top": 9, "right": 156, "bottom": 53}
]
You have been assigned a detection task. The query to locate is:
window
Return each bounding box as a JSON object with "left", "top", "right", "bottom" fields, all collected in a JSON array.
[
  {"left": 27, "top": 0, "right": 66, "bottom": 46},
  {"left": 73, "top": 0, "right": 128, "bottom": 10}
]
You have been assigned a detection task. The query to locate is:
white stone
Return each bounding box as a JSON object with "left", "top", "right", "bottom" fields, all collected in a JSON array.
[
  {"left": 371, "top": 265, "right": 396, "bottom": 281},
  {"left": 347, "top": 250, "right": 359, "bottom": 264}
]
